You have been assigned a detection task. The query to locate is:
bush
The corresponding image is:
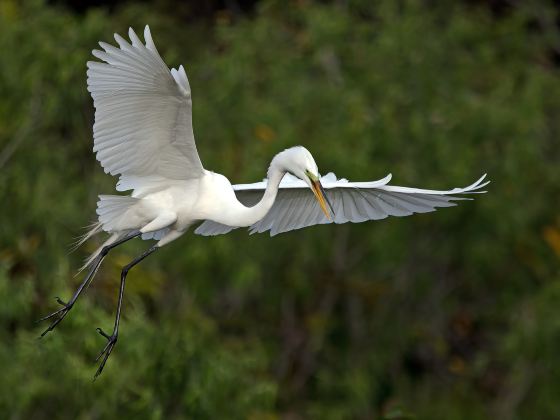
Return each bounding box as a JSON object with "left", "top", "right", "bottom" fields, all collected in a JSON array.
[{"left": 1, "top": 0, "right": 559, "bottom": 417}]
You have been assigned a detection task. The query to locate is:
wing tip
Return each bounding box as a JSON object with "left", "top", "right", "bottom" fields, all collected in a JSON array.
[
  {"left": 113, "top": 32, "right": 128, "bottom": 48},
  {"left": 466, "top": 174, "right": 490, "bottom": 192},
  {"left": 91, "top": 49, "right": 107, "bottom": 62},
  {"left": 144, "top": 25, "right": 157, "bottom": 51},
  {"left": 128, "top": 26, "right": 142, "bottom": 47}
]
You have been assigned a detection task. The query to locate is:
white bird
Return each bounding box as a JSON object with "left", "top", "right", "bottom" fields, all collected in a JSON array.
[{"left": 38, "top": 26, "right": 489, "bottom": 378}]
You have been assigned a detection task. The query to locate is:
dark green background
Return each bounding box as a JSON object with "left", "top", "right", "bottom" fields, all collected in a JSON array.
[{"left": 1, "top": 0, "right": 559, "bottom": 418}]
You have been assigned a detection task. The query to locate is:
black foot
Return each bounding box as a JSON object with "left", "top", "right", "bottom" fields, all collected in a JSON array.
[
  {"left": 36, "top": 297, "right": 73, "bottom": 338},
  {"left": 94, "top": 327, "right": 118, "bottom": 379}
]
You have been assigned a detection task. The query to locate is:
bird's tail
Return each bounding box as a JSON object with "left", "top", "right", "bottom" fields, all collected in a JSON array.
[
  {"left": 96, "top": 195, "right": 139, "bottom": 232},
  {"left": 70, "top": 221, "right": 103, "bottom": 253},
  {"left": 77, "top": 232, "right": 125, "bottom": 273},
  {"left": 74, "top": 195, "right": 140, "bottom": 273}
]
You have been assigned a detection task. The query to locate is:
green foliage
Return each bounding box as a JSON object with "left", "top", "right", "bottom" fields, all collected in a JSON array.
[{"left": 1, "top": 0, "right": 559, "bottom": 418}]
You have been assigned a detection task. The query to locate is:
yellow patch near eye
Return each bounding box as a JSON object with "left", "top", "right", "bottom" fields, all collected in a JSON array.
[{"left": 305, "top": 170, "right": 318, "bottom": 181}]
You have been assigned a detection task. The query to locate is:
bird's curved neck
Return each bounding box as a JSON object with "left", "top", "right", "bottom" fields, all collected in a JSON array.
[{"left": 235, "top": 166, "right": 286, "bottom": 227}]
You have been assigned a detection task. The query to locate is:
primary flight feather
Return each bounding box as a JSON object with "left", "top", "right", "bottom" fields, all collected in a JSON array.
[{"left": 38, "top": 25, "right": 489, "bottom": 378}]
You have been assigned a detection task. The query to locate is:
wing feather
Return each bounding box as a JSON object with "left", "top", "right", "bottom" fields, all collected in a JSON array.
[
  {"left": 195, "top": 173, "right": 488, "bottom": 237},
  {"left": 87, "top": 26, "right": 204, "bottom": 193}
]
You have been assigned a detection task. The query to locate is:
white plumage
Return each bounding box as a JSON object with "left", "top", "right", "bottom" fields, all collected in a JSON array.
[
  {"left": 196, "top": 172, "right": 488, "bottom": 237},
  {"left": 82, "top": 24, "right": 489, "bottom": 263},
  {"left": 88, "top": 26, "right": 204, "bottom": 188},
  {"left": 39, "top": 25, "right": 489, "bottom": 378}
]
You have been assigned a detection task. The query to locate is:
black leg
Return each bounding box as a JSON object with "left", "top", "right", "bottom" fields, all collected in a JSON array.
[
  {"left": 37, "top": 231, "right": 142, "bottom": 338},
  {"left": 94, "top": 244, "right": 158, "bottom": 379}
]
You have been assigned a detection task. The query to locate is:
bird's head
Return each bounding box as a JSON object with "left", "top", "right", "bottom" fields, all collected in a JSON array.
[{"left": 272, "top": 146, "right": 334, "bottom": 220}]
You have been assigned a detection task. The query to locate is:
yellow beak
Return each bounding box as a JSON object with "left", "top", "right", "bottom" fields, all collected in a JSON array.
[{"left": 311, "top": 180, "right": 332, "bottom": 220}]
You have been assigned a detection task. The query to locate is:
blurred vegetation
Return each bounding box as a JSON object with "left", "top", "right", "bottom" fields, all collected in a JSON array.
[{"left": 1, "top": 0, "right": 560, "bottom": 418}]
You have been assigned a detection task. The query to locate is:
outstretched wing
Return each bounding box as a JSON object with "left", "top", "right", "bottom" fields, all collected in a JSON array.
[
  {"left": 195, "top": 173, "right": 489, "bottom": 236},
  {"left": 87, "top": 25, "right": 204, "bottom": 191}
]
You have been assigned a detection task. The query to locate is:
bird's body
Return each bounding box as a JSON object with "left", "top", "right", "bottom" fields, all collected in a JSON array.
[
  {"left": 86, "top": 150, "right": 294, "bottom": 261},
  {"left": 94, "top": 169, "right": 269, "bottom": 244},
  {"left": 39, "top": 25, "right": 489, "bottom": 378}
]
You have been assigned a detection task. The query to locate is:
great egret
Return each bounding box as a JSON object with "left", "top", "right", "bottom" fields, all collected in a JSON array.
[{"left": 38, "top": 26, "right": 489, "bottom": 378}]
